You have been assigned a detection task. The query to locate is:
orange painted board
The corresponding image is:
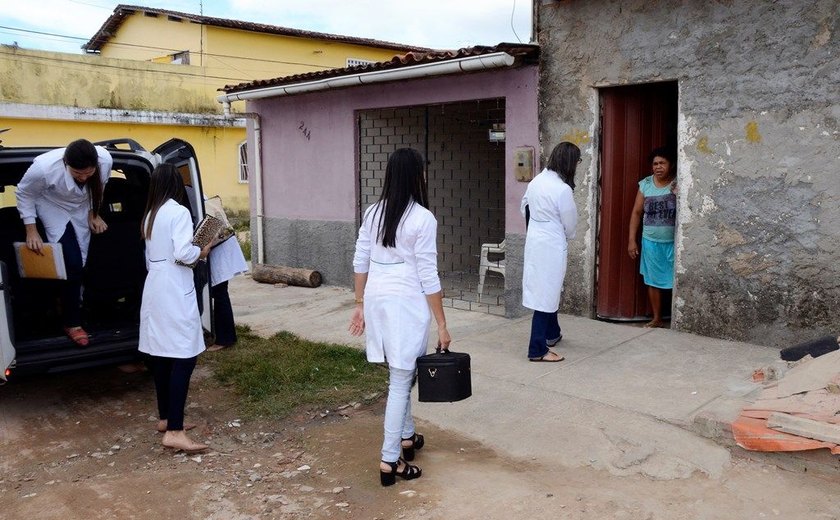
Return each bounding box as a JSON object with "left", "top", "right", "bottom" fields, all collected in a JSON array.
[{"left": 731, "top": 415, "right": 840, "bottom": 454}]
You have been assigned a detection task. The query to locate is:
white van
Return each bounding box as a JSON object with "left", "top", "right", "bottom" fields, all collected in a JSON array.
[{"left": 0, "top": 138, "right": 213, "bottom": 380}]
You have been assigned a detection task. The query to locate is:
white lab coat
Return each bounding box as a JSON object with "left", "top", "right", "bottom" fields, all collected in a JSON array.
[
  {"left": 16, "top": 146, "right": 113, "bottom": 265},
  {"left": 139, "top": 199, "right": 205, "bottom": 359},
  {"left": 520, "top": 168, "right": 578, "bottom": 313},
  {"left": 209, "top": 236, "right": 248, "bottom": 287},
  {"left": 353, "top": 201, "right": 442, "bottom": 370}
]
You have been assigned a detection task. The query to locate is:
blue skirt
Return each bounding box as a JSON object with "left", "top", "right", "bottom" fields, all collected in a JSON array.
[{"left": 640, "top": 238, "right": 674, "bottom": 289}]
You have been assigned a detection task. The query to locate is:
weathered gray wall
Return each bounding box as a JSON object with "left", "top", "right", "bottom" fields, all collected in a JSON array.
[
  {"left": 538, "top": 0, "right": 839, "bottom": 346},
  {"left": 262, "top": 217, "right": 357, "bottom": 286}
]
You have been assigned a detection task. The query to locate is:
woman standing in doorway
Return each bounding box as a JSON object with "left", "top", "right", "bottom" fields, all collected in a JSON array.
[
  {"left": 627, "top": 147, "right": 677, "bottom": 328},
  {"left": 348, "top": 148, "right": 451, "bottom": 486},
  {"left": 521, "top": 141, "right": 580, "bottom": 362},
  {"left": 139, "top": 164, "right": 211, "bottom": 453}
]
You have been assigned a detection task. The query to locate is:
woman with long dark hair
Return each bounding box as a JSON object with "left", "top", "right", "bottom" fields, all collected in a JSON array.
[
  {"left": 139, "top": 164, "right": 211, "bottom": 453},
  {"left": 349, "top": 148, "right": 452, "bottom": 486},
  {"left": 521, "top": 141, "right": 580, "bottom": 362},
  {"left": 17, "top": 138, "right": 112, "bottom": 346}
]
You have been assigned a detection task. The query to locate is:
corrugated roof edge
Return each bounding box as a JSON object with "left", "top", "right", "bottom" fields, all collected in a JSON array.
[
  {"left": 220, "top": 43, "right": 540, "bottom": 95},
  {"left": 82, "top": 4, "right": 432, "bottom": 54}
]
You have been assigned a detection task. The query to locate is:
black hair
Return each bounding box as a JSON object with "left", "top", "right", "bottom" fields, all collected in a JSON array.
[
  {"left": 373, "top": 148, "right": 428, "bottom": 248},
  {"left": 649, "top": 146, "right": 677, "bottom": 167},
  {"left": 142, "top": 163, "right": 187, "bottom": 239},
  {"left": 546, "top": 141, "right": 581, "bottom": 190},
  {"left": 64, "top": 139, "right": 104, "bottom": 216}
]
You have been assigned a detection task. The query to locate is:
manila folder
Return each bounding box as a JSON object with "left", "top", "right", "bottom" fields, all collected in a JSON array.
[{"left": 13, "top": 242, "right": 68, "bottom": 280}]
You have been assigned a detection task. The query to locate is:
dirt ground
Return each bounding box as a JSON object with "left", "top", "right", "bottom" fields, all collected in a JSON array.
[{"left": 1, "top": 364, "right": 839, "bottom": 520}]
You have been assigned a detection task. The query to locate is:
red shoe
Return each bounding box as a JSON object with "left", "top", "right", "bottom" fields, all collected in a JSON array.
[{"left": 64, "top": 327, "right": 89, "bottom": 347}]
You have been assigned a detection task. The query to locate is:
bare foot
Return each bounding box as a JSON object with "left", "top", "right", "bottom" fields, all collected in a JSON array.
[
  {"left": 157, "top": 420, "right": 197, "bottom": 433},
  {"left": 206, "top": 344, "right": 229, "bottom": 352},
  {"left": 644, "top": 320, "right": 663, "bottom": 328},
  {"left": 162, "top": 430, "right": 208, "bottom": 453}
]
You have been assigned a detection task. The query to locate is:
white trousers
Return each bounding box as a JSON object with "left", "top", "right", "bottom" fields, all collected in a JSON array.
[{"left": 381, "top": 366, "right": 416, "bottom": 462}]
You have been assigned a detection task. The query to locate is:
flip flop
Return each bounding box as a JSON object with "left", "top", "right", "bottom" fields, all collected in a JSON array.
[
  {"left": 64, "top": 327, "right": 89, "bottom": 347},
  {"left": 529, "top": 352, "right": 564, "bottom": 362}
]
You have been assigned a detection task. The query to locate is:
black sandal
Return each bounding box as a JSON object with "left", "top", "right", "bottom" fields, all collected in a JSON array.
[
  {"left": 380, "top": 458, "right": 422, "bottom": 487},
  {"left": 401, "top": 433, "right": 425, "bottom": 461}
]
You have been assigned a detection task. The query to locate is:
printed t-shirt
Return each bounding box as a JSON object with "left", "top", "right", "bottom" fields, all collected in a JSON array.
[{"left": 639, "top": 175, "right": 676, "bottom": 243}]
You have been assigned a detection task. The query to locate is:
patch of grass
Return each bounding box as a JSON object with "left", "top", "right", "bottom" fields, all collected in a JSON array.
[
  {"left": 239, "top": 235, "right": 251, "bottom": 262},
  {"left": 204, "top": 326, "right": 387, "bottom": 419},
  {"left": 226, "top": 209, "right": 251, "bottom": 261},
  {"left": 227, "top": 209, "right": 251, "bottom": 232}
]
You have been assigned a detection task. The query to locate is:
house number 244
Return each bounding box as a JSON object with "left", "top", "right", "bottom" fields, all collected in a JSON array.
[{"left": 299, "top": 121, "right": 311, "bottom": 140}]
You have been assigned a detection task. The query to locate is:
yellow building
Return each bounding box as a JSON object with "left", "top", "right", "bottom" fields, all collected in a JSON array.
[{"left": 0, "top": 4, "right": 426, "bottom": 211}]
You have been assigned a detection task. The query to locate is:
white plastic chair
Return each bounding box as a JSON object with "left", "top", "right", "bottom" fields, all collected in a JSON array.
[{"left": 477, "top": 239, "right": 506, "bottom": 296}]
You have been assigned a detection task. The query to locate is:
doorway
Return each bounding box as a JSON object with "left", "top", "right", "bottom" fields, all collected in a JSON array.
[
  {"left": 595, "top": 82, "right": 678, "bottom": 321},
  {"left": 357, "top": 99, "right": 507, "bottom": 315}
]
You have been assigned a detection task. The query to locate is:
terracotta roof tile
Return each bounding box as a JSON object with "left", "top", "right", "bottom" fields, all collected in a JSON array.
[
  {"left": 220, "top": 43, "right": 539, "bottom": 94},
  {"left": 83, "top": 4, "right": 430, "bottom": 54}
]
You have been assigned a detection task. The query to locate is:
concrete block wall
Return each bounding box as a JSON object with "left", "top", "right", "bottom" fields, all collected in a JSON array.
[
  {"left": 358, "top": 100, "right": 506, "bottom": 275},
  {"left": 428, "top": 100, "right": 505, "bottom": 274},
  {"left": 358, "top": 107, "right": 427, "bottom": 213}
]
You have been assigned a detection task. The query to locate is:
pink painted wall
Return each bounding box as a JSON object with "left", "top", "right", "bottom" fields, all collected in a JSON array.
[{"left": 249, "top": 65, "right": 538, "bottom": 233}]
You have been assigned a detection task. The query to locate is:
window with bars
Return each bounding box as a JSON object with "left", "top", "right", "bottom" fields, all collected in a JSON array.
[
  {"left": 238, "top": 141, "right": 249, "bottom": 183},
  {"left": 346, "top": 58, "right": 375, "bottom": 67}
]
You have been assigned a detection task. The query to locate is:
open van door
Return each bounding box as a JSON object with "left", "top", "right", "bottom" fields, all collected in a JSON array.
[
  {"left": 0, "top": 261, "right": 15, "bottom": 381},
  {"left": 153, "top": 139, "right": 206, "bottom": 221},
  {"left": 152, "top": 139, "right": 213, "bottom": 335}
]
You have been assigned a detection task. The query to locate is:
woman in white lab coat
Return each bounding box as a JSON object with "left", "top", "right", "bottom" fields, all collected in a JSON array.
[
  {"left": 139, "top": 164, "right": 211, "bottom": 453},
  {"left": 521, "top": 142, "right": 580, "bottom": 362},
  {"left": 17, "top": 139, "right": 112, "bottom": 347},
  {"left": 206, "top": 224, "right": 249, "bottom": 352},
  {"left": 348, "top": 148, "right": 452, "bottom": 486}
]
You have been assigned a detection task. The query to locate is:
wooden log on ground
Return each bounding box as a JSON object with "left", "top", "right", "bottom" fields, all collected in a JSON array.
[{"left": 252, "top": 263, "right": 322, "bottom": 288}]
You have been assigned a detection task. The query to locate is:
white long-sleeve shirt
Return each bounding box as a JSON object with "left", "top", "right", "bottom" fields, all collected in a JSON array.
[
  {"left": 352, "top": 201, "right": 442, "bottom": 370},
  {"left": 353, "top": 201, "right": 442, "bottom": 295},
  {"left": 209, "top": 235, "right": 249, "bottom": 287},
  {"left": 139, "top": 199, "right": 204, "bottom": 358},
  {"left": 520, "top": 168, "right": 578, "bottom": 312},
  {"left": 16, "top": 146, "right": 113, "bottom": 264}
]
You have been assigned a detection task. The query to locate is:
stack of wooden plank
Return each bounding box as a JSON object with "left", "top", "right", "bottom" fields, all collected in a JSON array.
[{"left": 732, "top": 341, "right": 840, "bottom": 455}]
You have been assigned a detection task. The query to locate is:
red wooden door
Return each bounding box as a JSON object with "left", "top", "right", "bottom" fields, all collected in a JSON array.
[{"left": 596, "top": 83, "right": 678, "bottom": 320}]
